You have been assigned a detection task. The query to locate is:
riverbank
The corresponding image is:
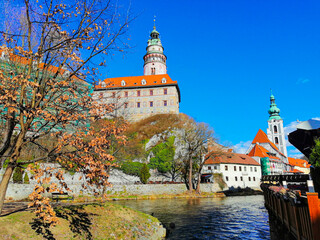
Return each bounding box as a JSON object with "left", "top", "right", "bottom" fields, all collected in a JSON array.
[
  {"left": 221, "top": 187, "right": 263, "bottom": 197},
  {"left": 0, "top": 202, "right": 166, "bottom": 240}
]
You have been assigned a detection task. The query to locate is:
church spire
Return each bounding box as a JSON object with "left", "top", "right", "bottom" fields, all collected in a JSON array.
[
  {"left": 266, "top": 92, "right": 287, "bottom": 157},
  {"left": 268, "top": 93, "right": 281, "bottom": 120},
  {"left": 143, "top": 21, "right": 167, "bottom": 75}
]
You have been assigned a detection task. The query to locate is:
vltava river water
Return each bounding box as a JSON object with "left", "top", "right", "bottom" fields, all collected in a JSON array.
[{"left": 117, "top": 195, "right": 270, "bottom": 239}]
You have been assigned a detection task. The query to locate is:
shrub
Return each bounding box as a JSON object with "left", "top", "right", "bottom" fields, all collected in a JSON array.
[
  {"left": 139, "top": 164, "right": 151, "bottom": 184},
  {"left": 120, "top": 161, "right": 144, "bottom": 177},
  {"left": 12, "top": 167, "right": 23, "bottom": 183}
]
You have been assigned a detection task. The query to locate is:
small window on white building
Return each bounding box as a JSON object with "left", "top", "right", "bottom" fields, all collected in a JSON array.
[
  {"left": 141, "top": 79, "right": 146, "bottom": 85},
  {"left": 121, "top": 80, "right": 126, "bottom": 86},
  {"left": 101, "top": 82, "right": 106, "bottom": 88},
  {"left": 214, "top": 165, "right": 217, "bottom": 170},
  {"left": 253, "top": 177, "right": 256, "bottom": 181},
  {"left": 240, "top": 176, "right": 243, "bottom": 181},
  {"left": 161, "top": 78, "right": 167, "bottom": 83},
  {"left": 254, "top": 167, "right": 257, "bottom": 172},
  {"left": 235, "top": 176, "right": 238, "bottom": 181},
  {"left": 249, "top": 177, "right": 251, "bottom": 181},
  {"left": 244, "top": 166, "right": 247, "bottom": 171},
  {"left": 226, "top": 176, "right": 229, "bottom": 181},
  {"left": 208, "top": 166, "right": 211, "bottom": 170}
]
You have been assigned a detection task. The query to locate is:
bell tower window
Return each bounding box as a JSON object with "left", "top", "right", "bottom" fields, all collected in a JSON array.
[
  {"left": 151, "top": 68, "right": 156, "bottom": 75},
  {"left": 274, "top": 126, "right": 278, "bottom": 133},
  {"left": 275, "top": 137, "right": 279, "bottom": 144}
]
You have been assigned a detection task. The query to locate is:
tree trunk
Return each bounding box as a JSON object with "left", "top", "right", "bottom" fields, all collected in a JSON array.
[
  {"left": 195, "top": 171, "right": 201, "bottom": 194},
  {"left": 0, "top": 164, "right": 14, "bottom": 214},
  {"left": 188, "top": 158, "right": 192, "bottom": 193}
]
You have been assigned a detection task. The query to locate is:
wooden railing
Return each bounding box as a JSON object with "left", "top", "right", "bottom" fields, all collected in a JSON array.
[{"left": 261, "top": 175, "right": 320, "bottom": 240}]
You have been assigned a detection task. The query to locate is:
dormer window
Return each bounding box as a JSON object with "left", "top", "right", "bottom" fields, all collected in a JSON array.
[
  {"left": 161, "top": 78, "right": 167, "bottom": 83},
  {"left": 101, "top": 82, "right": 106, "bottom": 88},
  {"left": 121, "top": 80, "right": 126, "bottom": 86},
  {"left": 141, "top": 79, "right": 146, "bottom": 85}
]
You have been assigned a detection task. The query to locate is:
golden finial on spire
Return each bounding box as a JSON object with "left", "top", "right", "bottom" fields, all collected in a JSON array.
[{"left": 153, "top": 15, "right": 156, "bottom": 30}]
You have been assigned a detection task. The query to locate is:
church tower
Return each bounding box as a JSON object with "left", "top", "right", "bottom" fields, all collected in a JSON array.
[
  {"left": 143, "top": 22, "right": 167, "bottom": 75},
  {"left": 267, "top": 93, "right": 288, "bottom": 156}
]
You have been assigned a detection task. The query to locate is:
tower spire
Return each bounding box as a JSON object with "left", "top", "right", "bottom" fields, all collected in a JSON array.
[
  {"left": 266, "top": 93, "right": 287, "bottom": 157},
  {"left": 143, "top": 21, "right": 167, "bottom": 75}
]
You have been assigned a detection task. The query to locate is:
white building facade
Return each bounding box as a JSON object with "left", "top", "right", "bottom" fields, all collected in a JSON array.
[{"left": 202, "top": 153, "right": 261, "bottom": 189}]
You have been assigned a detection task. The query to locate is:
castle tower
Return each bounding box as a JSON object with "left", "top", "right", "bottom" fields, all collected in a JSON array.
[
  {"left": 267, "top": 93, "right": 288, "bottom": 156},
  {"left": 143, "top": 22, "right": 167, "bottom": 75}
]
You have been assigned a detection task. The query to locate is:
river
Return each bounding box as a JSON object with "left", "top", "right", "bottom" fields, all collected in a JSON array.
[{"left": 117, "top": 195, "right": 270, "bottom": 239}]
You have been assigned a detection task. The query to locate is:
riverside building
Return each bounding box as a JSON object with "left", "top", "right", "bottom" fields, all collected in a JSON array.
[
  {"left": 202, "top": 151, "right": 261, "bottom": 189},
  {"left": 93, "top": 24, "right": 181, "bottom": 122}
]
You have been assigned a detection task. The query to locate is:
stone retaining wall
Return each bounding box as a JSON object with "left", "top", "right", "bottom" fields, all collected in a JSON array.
[{"left": 5, "top": 182, "right": 221, "bottom": 200}]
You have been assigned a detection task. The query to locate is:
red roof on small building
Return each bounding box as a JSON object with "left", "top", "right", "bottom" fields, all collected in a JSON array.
[
  {"left": 205, "top": 152, "right": 260, "bottom": 166},
  {"left": 288, "top": 157, "right": 311, "bottom": 168}
]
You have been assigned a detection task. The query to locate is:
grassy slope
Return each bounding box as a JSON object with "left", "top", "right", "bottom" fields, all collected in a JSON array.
[{"left": 0, "top": 203, "right": 164, "bottom": 240}]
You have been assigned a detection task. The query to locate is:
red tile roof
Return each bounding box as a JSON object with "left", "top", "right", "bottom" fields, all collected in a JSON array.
[
  {"left": 95, "top": 74, "right": 178, "bottom": 89},
  {"left": 252, "top": 129, "right": 278, "bottom": 150},
  {"left": 247, "top": 144, "right": 280, "bottom": 160},
  {"left": 288, "top": 157, "right": 311, "bottom": 168},
  {"left": 251, "top": 129, "right": 286, "bottom": 157},
  {"left": 205, "top": 152, "right": 260, "bottom": 166}
]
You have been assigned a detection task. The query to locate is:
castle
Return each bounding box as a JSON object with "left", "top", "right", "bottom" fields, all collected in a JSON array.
[{"left": 93, "top": 24, "right": 181, "bottom": 122}]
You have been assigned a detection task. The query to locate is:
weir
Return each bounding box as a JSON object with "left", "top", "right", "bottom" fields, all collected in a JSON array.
[{"left": 261, "top": 174, "right": 320, "bottom": 240}]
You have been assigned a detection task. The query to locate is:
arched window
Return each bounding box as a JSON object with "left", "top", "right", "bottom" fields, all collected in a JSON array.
[
  {"left": 161, "top": 78, "right": 167, "bottom": 83},
  {"left": 275, "top": 137, "right": 279, "bottom": 144},
  {"left": 121, "top": 80, "right": 126, "bottom": 86},
  {"left": 141, "top": 79, "right": 146, "bottom": 85},
  {"left": 274, "top": 126, "right": 278, "bottom": 133},
  {"left": 101, "top": 82, "right": 106, "bottom": 88}
]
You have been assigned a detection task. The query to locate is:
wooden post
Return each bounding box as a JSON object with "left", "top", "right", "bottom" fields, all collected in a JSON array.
[{"left": 306, "top": 192, "right": 320, "bottom": 240}]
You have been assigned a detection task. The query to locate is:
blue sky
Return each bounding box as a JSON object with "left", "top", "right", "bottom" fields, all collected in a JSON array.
[
  {"left": 2, "top": 0, "right": 318, "bottom": 157},
  {"left": 103, "top": 0, "right": 320, "bottom": 158}
]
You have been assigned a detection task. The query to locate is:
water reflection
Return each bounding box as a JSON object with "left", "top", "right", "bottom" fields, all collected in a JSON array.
[{"left": 117, "top": 195, "right": 270, "bottom": 240}]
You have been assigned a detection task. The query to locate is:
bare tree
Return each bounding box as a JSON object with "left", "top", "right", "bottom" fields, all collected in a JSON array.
[
  {"left": 0, "top": 0, "right": 132, "bottom": 219},
  {"left": 177, "top": 118, "right": 216, "bottom": 193}
]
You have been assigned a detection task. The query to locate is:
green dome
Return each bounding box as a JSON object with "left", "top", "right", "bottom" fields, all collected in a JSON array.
[{"left": 268, "top": 94, "right": 282, "bottom": 120}]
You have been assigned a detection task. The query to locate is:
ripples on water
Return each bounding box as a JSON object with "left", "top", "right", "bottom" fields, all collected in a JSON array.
[{"left": 117, "top": 195, "right": 270, "bottom": 240}]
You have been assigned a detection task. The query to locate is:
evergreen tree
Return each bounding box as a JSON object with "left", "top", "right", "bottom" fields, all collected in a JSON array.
[
  {"left": 23, "top": 173, "right": 30, "bottom": 184},
  {"left": 139, "top": 164, "right": 150, "bottom": 184}
]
